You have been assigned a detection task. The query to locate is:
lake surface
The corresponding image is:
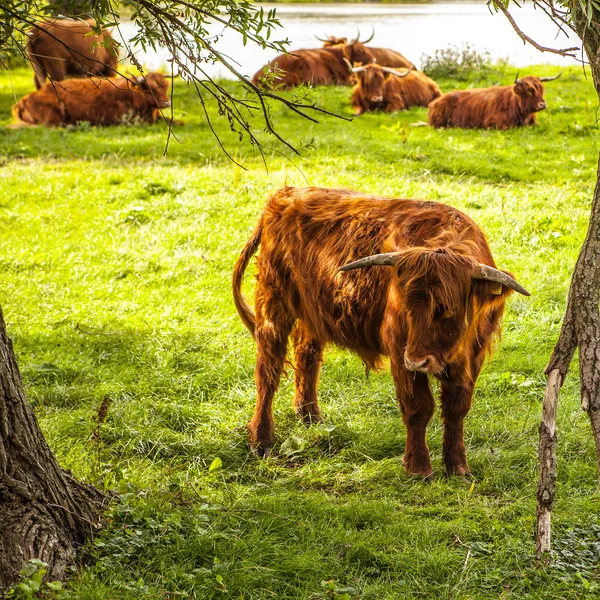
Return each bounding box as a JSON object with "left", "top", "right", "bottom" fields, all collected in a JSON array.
[{"left": 116, "top": 2, "right": 582, "bottom": 79}]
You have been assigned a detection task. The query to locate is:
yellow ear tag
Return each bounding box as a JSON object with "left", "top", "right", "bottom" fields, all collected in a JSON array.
[{"left": 491, "top": 284, "right": 503, "bottom": 295}]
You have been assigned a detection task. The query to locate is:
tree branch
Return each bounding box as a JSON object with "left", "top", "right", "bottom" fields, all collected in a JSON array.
[{"left": 490, "top": 0, "right": 581, "bottom": 58}]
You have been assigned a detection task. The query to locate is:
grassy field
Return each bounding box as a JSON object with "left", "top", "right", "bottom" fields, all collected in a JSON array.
[{"left": 1, "top": 64, "right": 600, "bottom": 599}]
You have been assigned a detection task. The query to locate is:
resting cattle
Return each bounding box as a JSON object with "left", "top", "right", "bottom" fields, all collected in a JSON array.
[
  {"left": 428, "top": 74, "right": 561, "bottom": 130},
  {"left": 233, "top": 187, "right": 529, "bottom": 477},
  {"left": 26, "top": 19, "right": 118, "bottom": 90},
  {"left": 319, "top": 35, "right": 414, "bottom": 69},
  {"left": 251, "top": 40, "right": 374, "bottom": 89},
  {"left": 348, "top": 63, "right": 441, "bottom": 115},
  {"left": 12, "top": 73, "right": 171, "bottom": 127}
]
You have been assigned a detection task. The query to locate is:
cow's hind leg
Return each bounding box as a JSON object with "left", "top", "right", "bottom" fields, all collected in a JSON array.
[
  {"left": 248, "top": 300, "right": 294, "bottom": 458},
  {"left": 292, "top": 322, "right": 323, "bottom": 424},
  {"left": 391, "top": 360, "right": 435, "bottom": 478}
]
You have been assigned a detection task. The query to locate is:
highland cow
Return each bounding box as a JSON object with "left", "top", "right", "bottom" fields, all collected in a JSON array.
[
  {"left": 12, "top": 72, "right": 171, "bottom": 127},
  {"left": 348, "top": 62, "right": 441, "bottom": 115},
  {"left": 26, "top": 19, "right": 118, "bottom": 90},
  {"left": 428, "top": 74, "right": 561, "bottom": 130},
  {"left": 251, "top": 38, "right": 375, "bottom": 89},
  {"left": 233, "top": 186, "right": 530, "bottom": 477}
]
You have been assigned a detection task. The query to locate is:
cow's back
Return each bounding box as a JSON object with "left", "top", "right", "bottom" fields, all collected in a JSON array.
[
  {"left": 370, "top": 48, "right": 414, "bottom": 70},
  {"left": 389, "top": 71, "right": 441, "bottom": 109},
  {"left": 429, "top": 86, "right": 520, "bottom": 129}
]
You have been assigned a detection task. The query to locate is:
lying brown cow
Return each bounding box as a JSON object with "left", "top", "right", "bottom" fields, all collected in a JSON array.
[
  {"left": 12, "top": 73, "right": 171, "bottom": 127},
  {"left": 319, "top": 35, "right": 414, "bottom": 70},
  {"left": 251, "top": 39, "right": 374, "bottom": 89},
  {"left": 428, "top": 74, "right": 561, "bottom": 129},
  {"left": 26, "top": 19, "right": 118, "bottom": 90},
  {"left": 233, "top": 187, "right": 529, "bottom": 477},
  {"left": 348, "top": 62, "right": 441, "bottom": 115}
]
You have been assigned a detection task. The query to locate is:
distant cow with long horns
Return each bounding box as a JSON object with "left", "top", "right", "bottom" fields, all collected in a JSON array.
[
  {"left": 428, "top": 74, "right": 561, "bottom": 130},
  {"left": 318, "top": 33, "right": 415, "bottom": 70},
  {"left": 251, "top": 34, "right": 375, "bottom": 89},
  {"left": 347, "top": 62, "right": 441, "bottom": 115}
]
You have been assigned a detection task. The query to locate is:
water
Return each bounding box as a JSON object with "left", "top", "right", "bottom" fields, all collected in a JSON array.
[{"left": 115, "top": 2, "right": 582, "bottom": 80}]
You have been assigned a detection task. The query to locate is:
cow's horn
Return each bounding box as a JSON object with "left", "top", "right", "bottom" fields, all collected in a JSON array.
[
  {"left": 362, "top": 27, "right": 375, "bottom": 44},
  {"left": 349, "top": 28, "right": 360, "bottom": 45},
  {"left": 471, "top": 264, "right": 530, "bottom": 296},
  {"left": 539, "top": 72, "right": 562, "bottom": 82},
  {"left": 339, "top": 252, "right": 400, "bottom": 271},
  {"left": 315, "top": 34, "right": 328, "bottom": 42},
  {"left": 514, "top": 71, "right": 521, "bottom": 85},
  {"left": 380, "top": 66, "right": 412, "bottom": 78},
  {"left": 343, "top": 57, "right": 354, "bottom": 73}
]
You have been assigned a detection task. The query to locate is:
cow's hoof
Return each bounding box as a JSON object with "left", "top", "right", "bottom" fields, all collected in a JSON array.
[
  {"left": 297, "top": 412, "right": 323, "bottom": 426},
  {"left": 251, "top": 444, "right": 272, "bottom": 459},
  {"left": 446, "top": 465, "right": 471, "bottom": 478}
]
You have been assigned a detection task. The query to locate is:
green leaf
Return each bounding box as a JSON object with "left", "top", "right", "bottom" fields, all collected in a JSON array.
[
  {"left": 209, "top": 457, "right": 223, "bottom": 472},
  {"left": 280, "top": 435, "right": 306, "bottom": 456}
]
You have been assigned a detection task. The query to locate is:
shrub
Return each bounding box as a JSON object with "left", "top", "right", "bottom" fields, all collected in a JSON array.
[{"left": 421, "top": 44, "right": 507, "bottom": 81}]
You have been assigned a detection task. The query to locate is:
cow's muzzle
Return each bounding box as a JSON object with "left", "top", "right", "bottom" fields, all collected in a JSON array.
[
  {"left": 404, "top": 354, "right": 442, "bottom": 375},
  {"left": 158, "top": 100, "right": 172, "bottom": 108},
  {"left": 371, "top": 96, "right": 384, "bottom": 103},
  {"left": 536, "top": 101, "right": 547, "bottom": 111}
]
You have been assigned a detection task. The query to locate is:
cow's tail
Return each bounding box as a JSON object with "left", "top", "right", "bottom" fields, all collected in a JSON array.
[{"left": 233, "top": 217, "right": 263, "bottom": 338}]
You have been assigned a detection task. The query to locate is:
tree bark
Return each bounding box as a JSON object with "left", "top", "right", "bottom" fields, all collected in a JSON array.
[
  {"left": 535, "top": 10, "right": 600, "bottom": 551},
  {"left": 0, "top": 305, "right": 106, "bottom": 591}
]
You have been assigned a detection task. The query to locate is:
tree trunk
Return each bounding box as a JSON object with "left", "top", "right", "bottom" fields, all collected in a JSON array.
[
  {"left": 535, "top": 10, "right": 600, "bottom": 553},
  {"left": 0, "top": 305, "right": 106, "bottom": 591}
]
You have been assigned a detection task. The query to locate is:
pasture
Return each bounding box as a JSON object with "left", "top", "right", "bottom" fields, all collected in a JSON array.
[{"left": 1, "top": 65, "right": 599, "bottom": 598}]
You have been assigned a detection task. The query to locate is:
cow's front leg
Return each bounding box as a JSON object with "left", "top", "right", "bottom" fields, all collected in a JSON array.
[
  {"left": 292, "top": 323, "right": 323, "bottom": 424},
  {"left": 440, "top": 369, "right": 475, "bottom": 476},
  {"left": 391, "top": 360, "right": 435, "bottom": 478}
]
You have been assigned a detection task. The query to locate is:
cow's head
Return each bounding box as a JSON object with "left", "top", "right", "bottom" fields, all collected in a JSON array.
[
  {"left": 317, "top": 35, "right": 347, "bottom": 48},
  {"left": 345, "top": 62, "right": 412, "bottom": 113},
  {"left": 339, "top": 29, "right": 376, "bottom": 66},
  {"left": 513, "top": 74, "right": 560, "bottom": 113},
  {"left": 133, "top": 72, "right": 171, "bottom": 109},
  {"left": 339, "top": 242, "right": 529, "bottom": 375}
]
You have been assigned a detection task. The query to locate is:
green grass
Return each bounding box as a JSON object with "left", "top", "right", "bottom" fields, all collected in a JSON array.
[{"left": 1, "top": 65, "right": 600, "bottom": 599}]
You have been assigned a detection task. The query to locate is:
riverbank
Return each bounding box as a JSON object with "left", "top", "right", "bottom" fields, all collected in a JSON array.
[{"left": 1, "top": 65, "right": 599, "bottom": 598}]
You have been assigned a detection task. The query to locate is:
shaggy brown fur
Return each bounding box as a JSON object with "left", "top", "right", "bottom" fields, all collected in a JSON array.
[
  {"left": 251, "top": 42, "right": 374, "bottom": 89},
  {"left": 233, "top": 187, "right": 527, "bottom": 477},
  {"left": 320, "top": 37, "right": 414, "bottom": 69},
  {"left": 26, "top": 19, "right": 118, "bottom": 90},
  {"left": 428, "top": 76, "right": 548, "bottom": 129},
  {"left": 351, "top": 65, "right": 441, "bottom": 115},
  {"left": 12, "top": 73, "right": 171, "bottom": 127}
]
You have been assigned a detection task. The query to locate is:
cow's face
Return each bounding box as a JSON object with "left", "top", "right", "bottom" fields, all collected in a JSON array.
[
  {"left": 514, "top": 76, "right": 546, "bottom": 113},
  {"left": 135, "top": 73, "right": 171, "bottom": 109},
  {"left": 357, "top": 66, "right": 386, "bottom": 107},
  {"left": 394, "top": 248, "right": 473, "bottom": 375}
]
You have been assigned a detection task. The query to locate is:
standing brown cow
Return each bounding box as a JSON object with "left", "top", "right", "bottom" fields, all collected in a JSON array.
[
  {"left": 233, "top": 187, "right": 529, "bottom": 477},
  {"left": 26, "top": 19, "right": 118, "bottom": 90},
  {"left": 348, "top": 62, "right": 441, "bottom": 115},
  {"left": 319, "top": 35, "right": 415, "bottom": 70},
  {"left": 251, "top": 40, "right": 375, "bottom": 89},
  {"left": 428, "top": 74, "right": 561, "bottom": 130},
  {"left": 12, "top": 73, "right": 171, "bottom": 127}
]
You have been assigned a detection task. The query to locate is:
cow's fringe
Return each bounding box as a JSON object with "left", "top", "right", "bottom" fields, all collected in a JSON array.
[{"left": 232, "top": 216, "right": 263, "bottom": 338}]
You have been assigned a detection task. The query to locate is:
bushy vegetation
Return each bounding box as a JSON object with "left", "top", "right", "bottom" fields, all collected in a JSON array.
[
  {"left": 421, "top": 44, "right": 508, "bottom": 82},
  {"left": 0, "top": 64, "right": 599, "bottom": 598}
]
